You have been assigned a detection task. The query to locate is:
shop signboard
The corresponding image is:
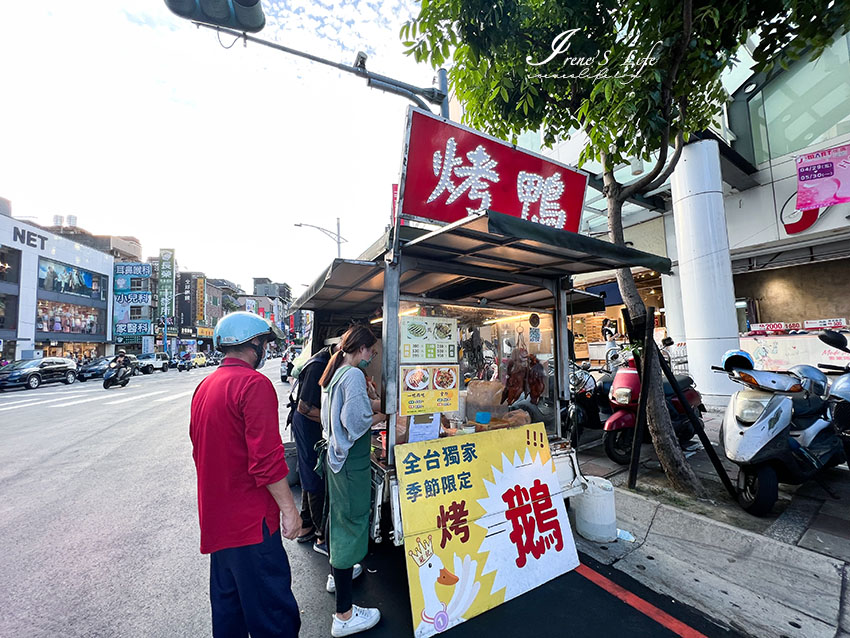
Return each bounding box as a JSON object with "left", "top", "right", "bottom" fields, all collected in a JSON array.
[
  {"left": 115, "top": 320, "right": 151, "bottom": 336},
  {"left": 803, "top": 318, "right": 847, "bottom": 329},
  {"left": 197, "top": 327, "right": 214, "bottom": 338},
  {"left": 742, "top": 335, "right": 850, "bottom": 369},
  {"left": 157, "top": 250, "right": 176, "bottom": 320},
  {"left": 796, "top": 143, "right": 850, "bottom": 211},
  {"left": 114, "top": 263, "right": 152, "bottom": 293},
  {"left": 396, "top": 422, "right": 579, "bottom": 638},
  {"left": 142, "top": 336, "right": 155, "bottom": 354},
  {"left": 178, "top": 273, "right": 193, "bottom": 327},
  {"left": 398, "top": 108, "right": 588, "bottom": 232}
]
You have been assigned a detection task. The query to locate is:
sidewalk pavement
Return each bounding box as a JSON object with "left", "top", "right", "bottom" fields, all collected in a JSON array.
[{"left": 574, "top": 414, "right": 850, "bottom": 638}]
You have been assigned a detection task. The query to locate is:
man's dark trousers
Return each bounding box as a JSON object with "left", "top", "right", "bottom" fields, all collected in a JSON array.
[{"left": 209, "top": 521, "right": 300, "bottom": 638}]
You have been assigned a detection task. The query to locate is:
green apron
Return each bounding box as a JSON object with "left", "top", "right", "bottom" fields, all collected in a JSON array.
[{"left": 327, "top": 430, "right": 371, "bottom": 569}]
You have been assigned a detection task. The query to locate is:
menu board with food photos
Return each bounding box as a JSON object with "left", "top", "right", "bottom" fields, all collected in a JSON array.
[
  {"left": 399, "top": 364, "right": 460, "bottom": 416},
  {"left": 400, "top": 316, "right": 458, "bottom": 364}
]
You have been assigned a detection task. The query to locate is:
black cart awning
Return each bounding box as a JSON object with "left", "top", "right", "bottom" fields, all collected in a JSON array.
[{"left": 290, "top": 211, "right": 671, "bottom": 316}]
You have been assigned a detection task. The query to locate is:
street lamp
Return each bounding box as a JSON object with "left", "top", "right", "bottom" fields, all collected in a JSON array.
[{"left": 294, "top": 217, "right": 347, "bottom": 258}]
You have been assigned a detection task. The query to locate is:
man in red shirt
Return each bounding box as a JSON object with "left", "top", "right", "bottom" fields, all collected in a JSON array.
[{"left": 190, "top": 312, "right": 301, "bottom": 637}]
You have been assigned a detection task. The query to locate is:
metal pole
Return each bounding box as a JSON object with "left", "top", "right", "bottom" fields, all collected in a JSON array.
[{"left": 438, "top": 68, "right": 449, "bottom": 118}]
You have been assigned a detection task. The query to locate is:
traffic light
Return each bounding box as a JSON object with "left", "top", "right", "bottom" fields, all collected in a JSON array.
[{"left": 164, "top": 0, "right": 265, "bottom": 32}]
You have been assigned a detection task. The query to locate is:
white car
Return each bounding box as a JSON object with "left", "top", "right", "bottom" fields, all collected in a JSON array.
[{"left": 136, "top": 352, "right": 170, "bottom": 374}]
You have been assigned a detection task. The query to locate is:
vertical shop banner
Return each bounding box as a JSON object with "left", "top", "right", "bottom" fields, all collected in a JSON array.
[
  {"left": 195, "top": 277, "right": 206, "bottom": 324},
  {"left": 397, "top": 422, "right": 579, "bottom": 638},
  {"left": 157, "top": 250, "right": 176, "bottom": 319},
  {"left": 178, "top": 273, "right": 193, "bottom": 327},
  {"left": 399, "top": 108, "right": 588, "bottom": 232},
  {"left": 796, "top": 143, "right": 850, "bottom": 210}
]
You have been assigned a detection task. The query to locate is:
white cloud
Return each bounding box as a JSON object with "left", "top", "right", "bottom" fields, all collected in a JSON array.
[{"left": 0, "top": 0, "right": 437, "bottom": 293}]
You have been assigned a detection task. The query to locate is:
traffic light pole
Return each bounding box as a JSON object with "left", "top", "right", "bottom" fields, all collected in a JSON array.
[{"left": 194, "top": 23, "right": 449, "bottom": 116}]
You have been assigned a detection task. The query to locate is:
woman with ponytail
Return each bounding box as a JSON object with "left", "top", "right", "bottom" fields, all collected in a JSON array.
[{"left": 320, "top": 324, "right": 385, "bottom": 636}]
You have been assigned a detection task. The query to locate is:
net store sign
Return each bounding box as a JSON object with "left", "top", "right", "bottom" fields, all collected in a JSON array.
[{"left": 13, "top": 226, "right": 48, "bottom": 250}]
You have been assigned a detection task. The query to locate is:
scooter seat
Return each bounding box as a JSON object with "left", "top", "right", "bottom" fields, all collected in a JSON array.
[{"left": 663, "top": 375, "right": 693, "bottom": 396}]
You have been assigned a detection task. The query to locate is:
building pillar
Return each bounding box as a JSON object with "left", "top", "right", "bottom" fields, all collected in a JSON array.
[
  {"left": 660, "top": 267, "right": 685, "bottom": 343},
  {"left": 15, "top": 250, "right": 38, "bottom": 359},
  {"left": 671, "top": 140, "right": 739, "bottom": 404}
]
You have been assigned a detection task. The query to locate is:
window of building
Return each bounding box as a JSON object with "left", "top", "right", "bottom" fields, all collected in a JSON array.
[
  {"left": 36, "top": 300, "right": 104, "bottom": 335},
  {"left": 38, "top": 257, "right": 108, "bottom": 301},
  {"left": 130, "top": 277, "right": 146, "bottom": 291},
  {"left": 130, "top": 306, "right": 143, "bottom": 320},
  {"left": 748, "top": 33, "right": 850, "bottom": 163},
  {"left": 0, "top": 293, "right": 18, "bottom": 330},
  {"left": 0, "top": 245, "right": 21, "bottom": 284}
]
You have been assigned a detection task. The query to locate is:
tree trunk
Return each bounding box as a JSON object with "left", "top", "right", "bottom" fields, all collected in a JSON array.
[{"left": 603, "top": 173, "right": 706, "bottom": 497}]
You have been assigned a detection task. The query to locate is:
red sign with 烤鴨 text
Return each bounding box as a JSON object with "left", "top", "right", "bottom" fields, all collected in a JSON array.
[{"left": 399, "top": 108, "right": 588, "bottom": 232}]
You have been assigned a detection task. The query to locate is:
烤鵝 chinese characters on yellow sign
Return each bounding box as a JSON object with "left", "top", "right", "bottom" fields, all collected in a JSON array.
[{"left": 396, "top": 422, "right": 579, "bottom": 637}]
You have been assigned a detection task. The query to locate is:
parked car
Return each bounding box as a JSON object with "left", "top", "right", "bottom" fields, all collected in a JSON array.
[
  {"left": 0, "top": 357, "right": 78, "bottom": 390},
  {"left": 191, "top": 352, "right": 208, "bottom": 368},
  {"left": 136, "top": 352, "right": 170, "bottom": 374}
]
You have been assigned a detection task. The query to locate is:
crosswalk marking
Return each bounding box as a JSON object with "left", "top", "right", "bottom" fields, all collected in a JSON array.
[
  {"left": 0, "top": 393, "right": 89, "bottom": 412},
  {"left": 104, "top": 390, "right": 168, "bottom": 405},
  {"left": 154, "top": 390, "right": 196, "bottom": 403}
]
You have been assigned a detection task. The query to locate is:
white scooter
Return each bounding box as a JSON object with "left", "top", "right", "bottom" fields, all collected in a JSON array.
[
  {"left": 717, "top": 345, "right": 847, "bottom": 516},
  {"left": 817, "top": 330, "right": 850, "bottom": 463}
]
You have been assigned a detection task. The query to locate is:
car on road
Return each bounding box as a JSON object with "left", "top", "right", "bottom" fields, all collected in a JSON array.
[
  {"left": 207, "top": 352, "right": 223, "bottom": 366},
  {"left": 0, "top": 357, "right": 78, "bottom": 390},
  {"left": 136, "top": 352, "right": 170, "bottom": 374},
  {"left": 191, "top": 352, "right": 207, "bottom": 368}
]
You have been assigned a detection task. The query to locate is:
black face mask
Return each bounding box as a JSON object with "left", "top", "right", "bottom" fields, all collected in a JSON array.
[{"left": 250, "top": 341, "right": 266, "bottom": 370}]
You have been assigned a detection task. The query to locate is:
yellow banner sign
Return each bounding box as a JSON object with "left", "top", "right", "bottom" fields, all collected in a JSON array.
[
  {"left": 397, "top": 422, "right": 579, "bottom": 637},
  {"left": 400, "top": 365, "right": 459, "bottom": 416}
]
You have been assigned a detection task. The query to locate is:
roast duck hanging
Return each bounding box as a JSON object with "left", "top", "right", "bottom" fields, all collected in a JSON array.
[{"left": 500, "top": 327, "right": 546, "bottom": 405}]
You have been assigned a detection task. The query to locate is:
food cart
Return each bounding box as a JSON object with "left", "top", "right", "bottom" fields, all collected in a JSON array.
[
  {"left": 288, "top": 108, "right": 672, "bottom": 635},
  {"left": 291, "top": 209, "right": 670, "bottom": 534}
]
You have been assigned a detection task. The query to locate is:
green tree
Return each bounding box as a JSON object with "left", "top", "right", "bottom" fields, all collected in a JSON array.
[{"left": 403, "top": 0, "right": 850, "bottom": 495}]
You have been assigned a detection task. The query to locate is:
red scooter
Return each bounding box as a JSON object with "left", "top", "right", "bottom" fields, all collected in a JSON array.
[{"left": 603, "top": 357, "right": 705, "bottom": 464}]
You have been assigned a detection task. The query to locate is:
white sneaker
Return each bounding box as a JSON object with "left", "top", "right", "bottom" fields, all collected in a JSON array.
[
  {"left": 326, "top": 563, "right": 363, "bottom": 593},
  {"left": 331, "top": 605, "right": 380, "bottom": 637}
]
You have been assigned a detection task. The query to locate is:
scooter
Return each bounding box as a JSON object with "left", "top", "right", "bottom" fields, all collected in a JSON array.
[
  {"left": 103, "top": 362, "right": 131, "bottom": 389},
  {"left": 718, "top": 343, "right": 847, "bottom": 516},
  {"left": 603, "top": 356, "right": 703, "bottom": 464},
  {"left": 563, "top": 361, "right": 614, "bottom": 447}
]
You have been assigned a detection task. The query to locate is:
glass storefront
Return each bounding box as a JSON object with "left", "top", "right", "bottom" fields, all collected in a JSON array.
[
  {"left": 38, "top": 257, "right": 108, "bottom": 301},
  {"left": 36, "top": 300, "right": 105, "bottom": 335}
]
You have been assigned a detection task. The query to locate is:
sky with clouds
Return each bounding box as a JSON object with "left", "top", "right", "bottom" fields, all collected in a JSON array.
[{"left": 0, "top": 0, "right": 436, "bottom": 293}]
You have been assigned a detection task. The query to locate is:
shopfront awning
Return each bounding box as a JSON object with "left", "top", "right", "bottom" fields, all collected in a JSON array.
[{"left": 289, "top": 211, "right": 671, "bottom": 316}]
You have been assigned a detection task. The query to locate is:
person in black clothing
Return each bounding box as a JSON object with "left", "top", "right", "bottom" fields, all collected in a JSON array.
[{"left": 290, "top": 345, "right": 334, "bottom": 553}]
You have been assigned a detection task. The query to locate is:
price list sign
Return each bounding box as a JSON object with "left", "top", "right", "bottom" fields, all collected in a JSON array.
[
  {"left": 401, "top": 316, "right": 458, "bottom": 364},
  {"left": 400, "top": 365, "right": 460, "bottom": 416}
]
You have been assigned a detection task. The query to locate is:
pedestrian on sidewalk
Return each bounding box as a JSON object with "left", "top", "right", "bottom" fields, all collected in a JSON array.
[
  {"left": 320, "top": 325, "right": 386, "bottom": 637},
  {"left": 190, "top": 311, "right": 301, "bottom": 638},
  {"left": 289, "top": 343, "right": 335, "bottom": 551}
]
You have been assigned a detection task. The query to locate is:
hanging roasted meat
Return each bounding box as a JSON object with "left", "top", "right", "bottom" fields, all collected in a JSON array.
[
  {"left": 528, "top": 354, "right": 546, "bottom": 404},
  {"left": 501, "top": 345, "right": 528, "bottom": 405}
]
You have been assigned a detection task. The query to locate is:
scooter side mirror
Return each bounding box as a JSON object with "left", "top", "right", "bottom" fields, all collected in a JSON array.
[
  {"left": 581, "top": 361, "right": 591, "bottom": 371},
  {"left": 818, "top": 330, "right": 849, "bottom": 353}
]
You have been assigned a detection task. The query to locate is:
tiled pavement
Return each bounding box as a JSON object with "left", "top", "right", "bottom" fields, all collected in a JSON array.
[{"left": 574, "top": 414, "right": 850, "bottom": 563}]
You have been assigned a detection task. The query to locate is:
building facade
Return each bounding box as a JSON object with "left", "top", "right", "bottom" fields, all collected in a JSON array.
[
  {"left": 1, "top": 206, "right": 113, "bottom": 361},
  {"left": 113, "top": 262, "right": 154, "bottom": 354}
]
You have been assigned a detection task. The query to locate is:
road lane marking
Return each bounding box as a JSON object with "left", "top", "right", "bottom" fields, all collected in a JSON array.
[
  {"left": 104, "top": 390, "right": 168, "bottom": 405},
  {"left": 0, "top": 393, "right": 92, "bottom": 411},
  {"left": 49, "top": 395, "right": 117, "bottom": 408},
  {"left": 575, "top": 563, "right": 707, "bottom": 638},
  {"left": 153, "top": 390, "right": 196, "bottom": 402}
]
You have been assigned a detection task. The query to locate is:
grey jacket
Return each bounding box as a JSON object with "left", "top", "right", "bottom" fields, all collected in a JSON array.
[{"left": 321, "top": 365, "right": 373, "bottom": 473}]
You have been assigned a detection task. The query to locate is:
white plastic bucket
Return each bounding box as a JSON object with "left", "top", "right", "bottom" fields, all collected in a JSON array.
[{"left": 572, "top": 476, "right": 617, "bottom": 542}]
